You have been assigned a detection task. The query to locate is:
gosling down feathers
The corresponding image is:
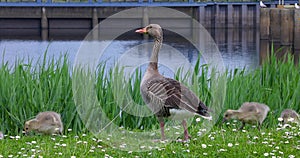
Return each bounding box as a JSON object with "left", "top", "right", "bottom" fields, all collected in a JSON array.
[
  {"left": 24, "top": 111, "right": 63, "bottom": 135},
  {"left": 223, "top": 102, "right": 270, "bottom": 130},
  {"left": 280, "top": 109, "right": 299, "bottom": 124},
  {"left": 136, "top": 24, "right": 212, "bottom": 141}
]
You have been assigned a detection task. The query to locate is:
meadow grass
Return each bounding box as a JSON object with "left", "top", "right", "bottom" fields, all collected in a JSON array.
[
  {"left": 0, "top": 124, "right": 299, "bottom": 157},
  {"left": 0, "top": 51, "right": 299, "bottom": 156}
]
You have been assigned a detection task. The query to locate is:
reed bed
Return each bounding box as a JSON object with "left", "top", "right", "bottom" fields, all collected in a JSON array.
[{"left": 0, "top": 51, "right": 299, "bottom": 135}]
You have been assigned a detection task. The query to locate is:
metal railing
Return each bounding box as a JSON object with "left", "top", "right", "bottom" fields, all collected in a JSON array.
[{"left": 0, "top": 0, "right": 296, "bottom": 7}]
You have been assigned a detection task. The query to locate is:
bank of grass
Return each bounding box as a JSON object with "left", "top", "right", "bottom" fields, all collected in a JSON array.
[
  {"left": 0, "top": 124, "right": 299, "bottom": 157},
  {"left": 0, "top": 51, "right": 299, "bottom": 156}
]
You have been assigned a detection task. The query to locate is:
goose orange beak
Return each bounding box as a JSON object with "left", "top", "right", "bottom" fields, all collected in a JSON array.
[{"left": 135, "top": 28, "right": 147, "bottom": 34}]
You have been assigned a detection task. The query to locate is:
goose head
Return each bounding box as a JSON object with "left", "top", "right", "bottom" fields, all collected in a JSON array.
[
  {"left": 24, "top": 119, "right": 39, "bottom": 134},
  {"left": 280, "top": 109, "right": 299, "bottom": 124},
  {"left": 222, "top": 110, "right": 238, "bottom": 123},
  {"left": 135, "top": 24, "right": 163, "bottom": 38}
]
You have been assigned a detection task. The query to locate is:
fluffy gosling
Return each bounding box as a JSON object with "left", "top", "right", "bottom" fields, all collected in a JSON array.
[
  {"left": 0, "top": 131, "right": 3, "bottom": 139},
  {"left": 280, "top": 109, "right": 299, "bottom": 124},
  {"left": 24, "top": 111, "right": 63, "bottom": 135},
  {"left": 223, "top": 102, "right": 270, "bottom": 130}
]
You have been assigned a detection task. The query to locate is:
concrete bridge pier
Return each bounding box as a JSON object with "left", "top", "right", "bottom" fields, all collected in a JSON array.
[
  {"left": 92, "top": 8, "right": 99, "bottom": 40},
  {"left": 41, "top": 7, "right": 48, "bottom": 40},
  {"left": 142, "top": 7, "right": 149, "bottom": 40}
]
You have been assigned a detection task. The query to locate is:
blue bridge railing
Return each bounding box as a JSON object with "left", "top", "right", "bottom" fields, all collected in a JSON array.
[{"left": 0, "top": 0, "right": 296, "bottom": 7}]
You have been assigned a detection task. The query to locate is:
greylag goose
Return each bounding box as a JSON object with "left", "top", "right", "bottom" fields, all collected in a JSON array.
[
  {"left": 136, "top": 24, "right": 212, "bottom": 141},
  {"left": 24, "top": 111, "right": 63, "bottom": 135},
  {"left": 222, "top": 102, "right": 269, "bottom": 130},
  {"left": 280, "top": 109, "right": 299, "bottom": 124}
]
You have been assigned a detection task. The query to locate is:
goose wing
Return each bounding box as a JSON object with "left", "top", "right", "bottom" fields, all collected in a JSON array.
[{"left": 144, "top": 77, "right": 209, "bottom": 117}]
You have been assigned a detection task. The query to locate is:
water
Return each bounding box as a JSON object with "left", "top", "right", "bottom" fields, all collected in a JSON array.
[{"left": 0, "top": 28, "right": 259, "bottom": 74}]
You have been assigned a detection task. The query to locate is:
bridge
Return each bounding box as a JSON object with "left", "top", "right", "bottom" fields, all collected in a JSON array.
[
  {"left": 0, "top": 0, "right": 298, "bottom": 41},
  {"left": 0, "top": 0, "right": 299, "bottom": 63},
  {"left": 0, "top": 0, "right": 298, "bottom": 7}
]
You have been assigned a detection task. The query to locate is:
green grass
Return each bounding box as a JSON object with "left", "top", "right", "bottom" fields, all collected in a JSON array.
[
  {"left": 0, "top": 124, "right": 299, "bottom": 157},
  {"left": 0, "top": 51, "right": 299, "bottom": 156}
]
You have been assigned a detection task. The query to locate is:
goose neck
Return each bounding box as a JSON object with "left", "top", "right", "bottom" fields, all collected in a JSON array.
[{"left": 148, "top": 36, "right": 162, "bottom": 71}]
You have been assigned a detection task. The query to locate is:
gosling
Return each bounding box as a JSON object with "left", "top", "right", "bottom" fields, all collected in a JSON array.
[
  {"left": 280, "top": 109, "right": 299, "bottom": 124},
  {"left": 0, "top": 131, "right": 3, "bottom": 139},
  {"left": 24, "top": 111, "right": 63, "bottom": 135},
  {"left": 223, "top": 102, "right": 270, "bottom": 130}
]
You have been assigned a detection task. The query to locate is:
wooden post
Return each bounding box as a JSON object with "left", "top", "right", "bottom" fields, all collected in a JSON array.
[
  {"left": 232, "top": 5, "right": 240, "bottom": 28},
  {"left": 211, "top": 5, "right": 216, "bottom": 28},
  {"left": 208, "top": 5, "right": 213, "bottom": 28},
  {"left": 215, "top": 4, "right": 220, "bottom": 28},
  {"left": 241, "top": 4, "right": 247, "bottom": 28},
  {"left": 295, "top": 10, "right": 300, "bottom": 64},
  {"left": 280, "top": 9, "right": 293, "bottom": 45},
  {"left": 260, "top": 40, "right": 270, "bottom": 64},
  {"left": 198, "top": 6, "right": 205, "bottom": 27},
  {"left": 294, "top": 10, "right": 300, "bottom": 50},
  {"left": 217, "top": 5, "right": 226, "bottom": 28},
  {"left": 260, "top": 8, "right": 270, "bottom": 40},
  {"left": 270, "top": 9, "right": 281, "bottom": 41},
  {"left": 247, "top": 5, "right": 254, "bottom": 28},
  {"left": 227, "top": 4, "right": 233, "bottom": 28},
  {"left": 256, "top": 28, "right": 260, "bottom": 63},
  {"left": 256, "top": 4, "right": 260, "bottom": 28},
  {"left": 242, "top": 29, "right": 247, "bottom": 54},
  {"left": 227, "top": 29, "right": 233, "bottom": 55}
]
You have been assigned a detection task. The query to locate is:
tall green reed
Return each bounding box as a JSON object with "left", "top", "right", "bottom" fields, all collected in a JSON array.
[
  {"left": 0, "top": 50, "right": 299, "bottom": 135},
  {"left": 0, "top": 52, "right": 82, "bottom": 134},
  {"left": 223, "top": 52, "right": 299, "bottom": 127}
]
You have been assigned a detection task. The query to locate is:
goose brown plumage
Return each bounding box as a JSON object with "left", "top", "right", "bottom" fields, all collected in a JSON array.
[
  {"left": 223, "top": 102, "right": 270, "bottom": 130},
  {"left": 136, "top": 24, "right": 212, "bottom": 141},
  {"left": 24, "top": 111, "right": 63, "bottom": 135},
  {"left": 280, "top": 109, "right": 299, "bottom": 124}
]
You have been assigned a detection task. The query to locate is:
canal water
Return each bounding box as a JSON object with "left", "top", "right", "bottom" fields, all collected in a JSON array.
[{"left": 0, "top": 28, "right": 259, "bottom": 74}]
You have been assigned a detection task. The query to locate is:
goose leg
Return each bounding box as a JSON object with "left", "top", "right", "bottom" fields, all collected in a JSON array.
[
  {"left": 160, "top": 121, "right": 166, "bottom": 140},
  {"left": 182, "top": 119, "right": 191, "bottom": 140},
  {"left": 239, "top": 122, "right": 245, "bottom": 130}
]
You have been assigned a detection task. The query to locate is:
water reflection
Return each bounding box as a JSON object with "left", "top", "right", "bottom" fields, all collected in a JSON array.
[{"left": 0, "top": 28, "right": 259, "bottom": 71}]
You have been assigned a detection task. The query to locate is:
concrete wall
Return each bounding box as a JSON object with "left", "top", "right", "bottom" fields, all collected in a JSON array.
[{"left": 0, "top": 5, "right": 261, "bottom": 40}]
